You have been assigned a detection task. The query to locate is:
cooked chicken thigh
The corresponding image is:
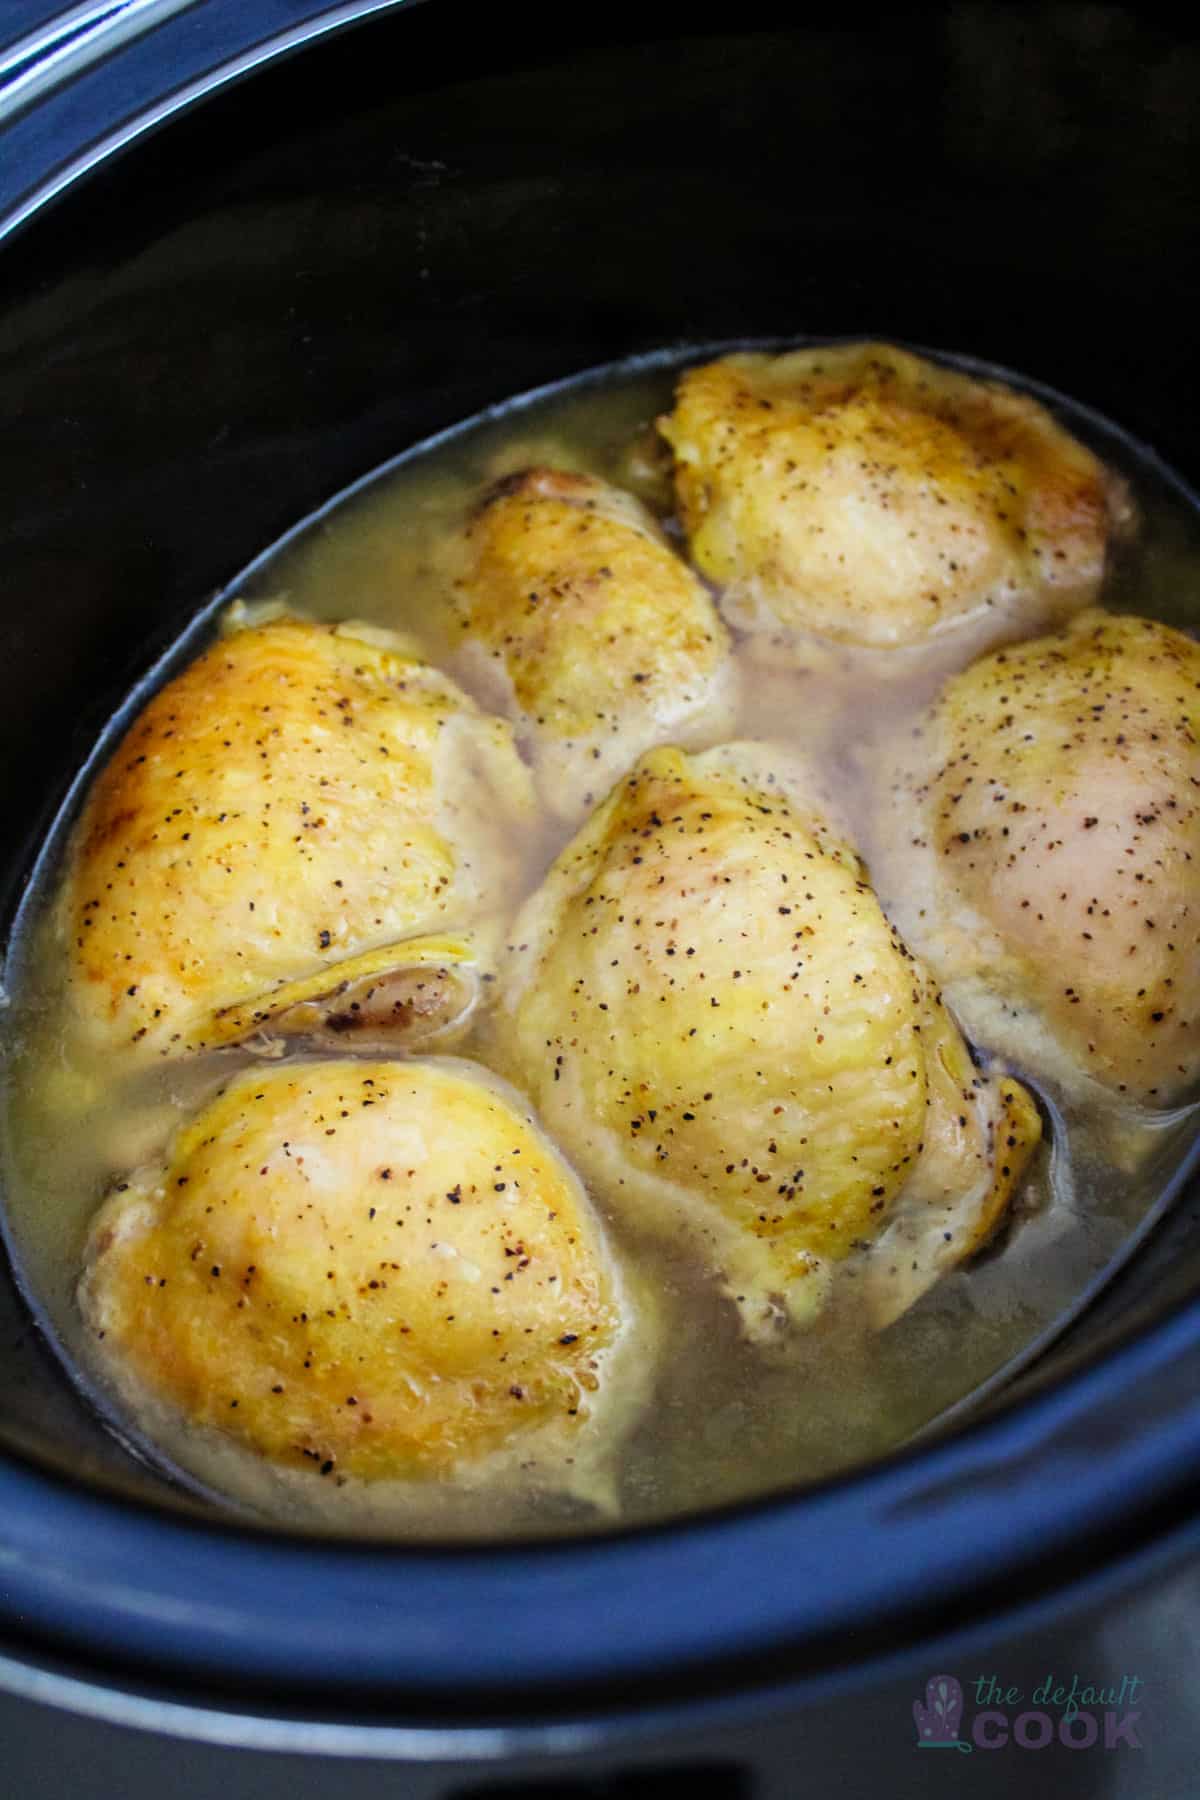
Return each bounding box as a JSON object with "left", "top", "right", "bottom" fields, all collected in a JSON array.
[
  {"left": 456, "top": 467, "right": 738, "bottom": 820},
  {"left": 80, "top": 1057, "right": 641, "bottom": 1491},
  {"left": 869, "top": 609, "right": 1200, "bottom": 1105},
  {"left": 496, "top": 743, "right": 1040, "bottom": 1341},
  {"left": 660, "top": 342, "right": 1121, "bottom": 661},
  {"left": 57, "top": 616, "right": 537, "bottom": 1064}
]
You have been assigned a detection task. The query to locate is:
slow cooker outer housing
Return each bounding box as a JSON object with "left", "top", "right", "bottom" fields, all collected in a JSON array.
[{"left": 2, "top": 0, "right": 1200, "bottom": 1767}]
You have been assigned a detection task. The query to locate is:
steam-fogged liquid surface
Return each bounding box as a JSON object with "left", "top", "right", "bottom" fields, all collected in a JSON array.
[{"left": 4, "top": 348, "right": 1200, "bottom": 1537}]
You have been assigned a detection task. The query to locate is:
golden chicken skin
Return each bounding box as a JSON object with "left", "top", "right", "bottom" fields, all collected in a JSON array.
[
  {"left": 869, "top": 609, "right": 1200, "bottom": 1106},
  {"left": 56, "top": 615, "right": 537, "bottom": 1065},
  {"left": 496, "top": 743, "right": 1040, "bottom": 1341},
  {"left": 80, "top": 1058, "right": 641, "bottom": 1493},
  {"left": 659, "top": 342, "right": 1123, "bottom": 662},
  {"left": 455, "top": 467, "right": 738, "bottom": 821}
]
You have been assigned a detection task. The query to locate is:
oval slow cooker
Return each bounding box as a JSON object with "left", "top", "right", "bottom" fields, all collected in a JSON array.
[{"left": 2, "top": 4, "right": 1199, "bottom": 1795}]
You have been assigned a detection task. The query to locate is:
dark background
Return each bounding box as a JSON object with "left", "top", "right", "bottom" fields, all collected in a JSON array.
[{"left": 2, "top": 1, "right": 1197, "bottom": 938}]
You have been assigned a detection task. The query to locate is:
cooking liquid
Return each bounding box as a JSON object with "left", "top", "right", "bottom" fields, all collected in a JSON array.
[{"left": 4, "top": 345, "right": 1200, "bottom": 1537}]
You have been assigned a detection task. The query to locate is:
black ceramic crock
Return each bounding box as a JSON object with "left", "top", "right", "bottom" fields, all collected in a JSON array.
[{"left": 1, "top": 5, "right": 1199, "bottom": 1795}]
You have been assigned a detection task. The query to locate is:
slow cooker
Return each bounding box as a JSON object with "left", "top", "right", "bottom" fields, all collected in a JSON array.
[{"left": 1, "top": 3, "right": 1199, "bottom": 1794}]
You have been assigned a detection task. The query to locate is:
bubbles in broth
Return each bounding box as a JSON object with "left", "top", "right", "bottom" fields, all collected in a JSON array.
[{"left": 3, "top": 341, "right": 1200, "bottom": 1539}]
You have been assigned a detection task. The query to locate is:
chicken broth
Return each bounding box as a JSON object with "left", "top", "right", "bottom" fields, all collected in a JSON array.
[{"left": 3, "top": 342, "right": 1199, "bottom": 1538}]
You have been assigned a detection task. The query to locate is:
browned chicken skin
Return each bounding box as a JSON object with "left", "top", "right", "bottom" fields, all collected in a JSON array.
[
  {"left": 869, "top": 609, "right": 1200, "bottom": 1104},
  {"left": 56, "top": 614, "right": 537, "bottom": 1066},
  {"left": 456, "top": 467, "right": 738, "bottom": 820},
  {"left": 496, "top": 742, "right": 1040, "bottom": 1341},
  {"left": 660, "top": 342, "right": 1124, "bottom": 662},
  {"left": 81, "top": 1057, "right": 646, "bottom": 1493}
]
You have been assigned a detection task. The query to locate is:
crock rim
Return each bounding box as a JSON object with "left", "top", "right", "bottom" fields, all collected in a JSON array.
[{"left": 3, "top": 0, "right": 1200, "bottom": 1730}]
